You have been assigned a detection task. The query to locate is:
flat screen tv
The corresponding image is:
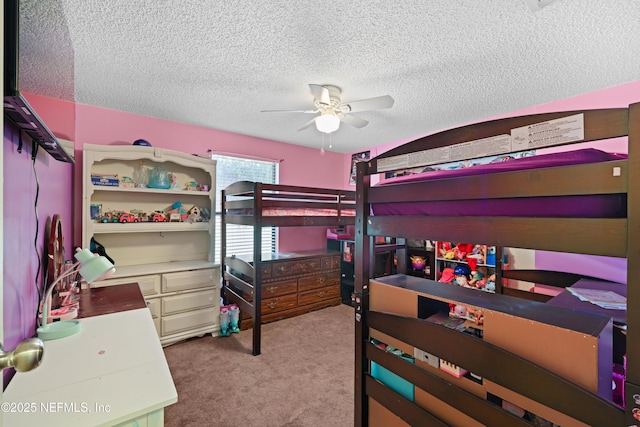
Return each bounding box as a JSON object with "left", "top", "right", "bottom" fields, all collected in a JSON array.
[{"left": 3, "top": 0, "right": 73, "bottom": 163}]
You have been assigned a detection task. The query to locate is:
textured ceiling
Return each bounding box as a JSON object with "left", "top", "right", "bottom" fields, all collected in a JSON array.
[{"left": 18, "top": 0, "right": 640, "bottom": 153}]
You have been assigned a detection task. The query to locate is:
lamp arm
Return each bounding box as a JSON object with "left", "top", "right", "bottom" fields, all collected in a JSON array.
[{"left": 40, "top": 261, "right": 80, "bottom": 328}]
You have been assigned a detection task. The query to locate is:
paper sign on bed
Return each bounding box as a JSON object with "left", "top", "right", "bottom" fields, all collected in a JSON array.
[
  {"left": 511, "top": 113, "right": 584, "bottom": 151},
  {"left": 378, "top": 135, "right": 511, "bottom": 172},
  {"left": 566, "top": 287, "right": 626, "bottom": 310},
  {"left": 377, "top": 113, "right": 584, "bottom": 173}
]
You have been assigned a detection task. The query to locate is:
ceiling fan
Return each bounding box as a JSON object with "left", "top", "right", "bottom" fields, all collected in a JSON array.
[{"left": 261, "top": 84, "right": 394, "bottom": 134}]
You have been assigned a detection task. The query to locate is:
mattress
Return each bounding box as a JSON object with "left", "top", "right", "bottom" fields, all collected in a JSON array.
[
  {"left": 228, "top": 207, "right": 356, "bottom": 217},
  {"left": 261, "top": 208, "right": 355, "bottom": 216},
  {"left": 372, "top": 149, "right": 627, "bottom": 218}
]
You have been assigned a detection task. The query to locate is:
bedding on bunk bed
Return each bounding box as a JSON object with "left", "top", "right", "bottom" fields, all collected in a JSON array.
[
  {"left": 371, "top": 148, "right": 627, "bottom": 218},
  {"left": 227, "top": 207, "right": 356, "bottom": 216}
]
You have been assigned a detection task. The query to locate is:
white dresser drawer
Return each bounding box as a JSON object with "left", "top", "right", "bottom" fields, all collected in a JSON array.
[
  {"left": 161, "top": 307, "right": 215, "bottom": 336},
  {"left": 161, "top": 268, "right": 218, "bottom": 293},
  {"left": 93, "top": 274, "right": 161, "bottom": 296},
  {"left": 161, "top": 289, "right": 216, "bottom": 316},
  {"left": 146, "top": 298, "right": 160, "bottom": 318}
]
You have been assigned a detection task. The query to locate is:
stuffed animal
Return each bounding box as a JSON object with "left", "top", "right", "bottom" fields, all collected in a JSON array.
[{"left": 454, "top": 243, "right": 473, "bottom": 261}]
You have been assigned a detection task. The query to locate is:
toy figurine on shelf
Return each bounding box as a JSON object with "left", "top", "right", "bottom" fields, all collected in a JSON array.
[
  {"left": 485, "top": 274, "right": 497, "bottom": 293},
  {"left": 438, "top": 242, "right": 452, "bottom": 258},
  {"left": 454, "top": 243, "right": 474, "bottom": 262},
  {"left": 469, "top": 266, "right": 489, "bottom": 289},
  {"left": 410, "top": 256, "right": 426, "bottom": 271},
  {"left": 466, "top": 245, "right": 485, "bottom": 271},
  {"left": 185, "top": 181, "right": 200, "bottom": 191},
  {"left": 486, "top": 246, "right": 497, "bottom": 266},
  {"left": 453, "top": 264, "right": 471, "bottom": 287},
  {"left": 438, "top": 267, "right": 455, "bottom": 284},
  {"left": 170, "top": 173, "right": 180, "bottom": 190}
]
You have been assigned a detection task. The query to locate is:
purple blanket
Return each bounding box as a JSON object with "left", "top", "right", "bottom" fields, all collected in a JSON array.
[{"left": 372, "top": 149, "right": 627, "bottom": 218}]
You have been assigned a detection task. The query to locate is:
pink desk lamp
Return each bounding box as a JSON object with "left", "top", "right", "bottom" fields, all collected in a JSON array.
[{"left": 37, "top": 248, "right": 115, "bottom": 340}]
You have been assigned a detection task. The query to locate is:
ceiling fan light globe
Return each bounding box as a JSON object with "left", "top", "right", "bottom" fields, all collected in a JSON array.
[{"left": 316, "top": 113, "right": 340, "bottom": 134}]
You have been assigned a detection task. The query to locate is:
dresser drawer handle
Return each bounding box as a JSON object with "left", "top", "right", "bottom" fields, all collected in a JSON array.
[
  {"left": 317, "top": 291, "right": 325, "bottom": 298},
  {"left": 268, "top": 301, "right": 278, "bottom": 309},
  {"left": 319, "top": 277, "right": 325, "bottom": 283},
  {"left": 267, "top": 286, "right": 277, "bottom": 294}
]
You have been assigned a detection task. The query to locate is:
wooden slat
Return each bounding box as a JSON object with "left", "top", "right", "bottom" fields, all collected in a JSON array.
[
  {"left": 367, "top": 343, "right": 531, "bottom": 426},
  {"left": 222, "top": 215, "right": 257, "bottom": 226},
  {"left": 365, "top": 376, "right": 448, "bottom": 427},
  {"left": 224, "top": 287, "right": 254, "bottom": 317},
  {"left": 224, "top": 199, "right": 255, "bottom": 210},
  {"left": 258, "top": 216, "right": 356, "bottom": 227},
  {"left": 501, "top": 269, "right": 605, "bottom": 288},
  {"left": 368, "top": 310, "right": 623, "bottom": 427},
  {"left": 223, "top": 271, "right": 254, "bottom": 296},
  {"left": 501, "top": 287, "right": 552, "bottom": 303},
  {"left": 224, "top": 212, "right": 355, "bottom": 227},
  {"left": 224, "top": 180, "right": 257, "bottom": 195},
  {"left": 260, "top": 183, "right": 356, "bottom": 196},
  {"left": 367, "top": 216, "right": 627, "bottom": 257},
  {"left": 259, "top": 200, "right": 354, "bottom": 210},
  {"left": 369, "top": 160, "right": 627, "bottom": 203},
  {"left": 224, "top": 256, "right": 254, "bottom": 278},
  {"left": 226, "top": 197, "right": 355, "bottom": 210},
  {"left": 259, "top": 193, "right": 353, "bottom": 202}
]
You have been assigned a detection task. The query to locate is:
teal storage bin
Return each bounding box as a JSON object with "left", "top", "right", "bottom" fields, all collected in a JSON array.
[{"left": 371, "top": 357, "right": 415, "bottom": 401}]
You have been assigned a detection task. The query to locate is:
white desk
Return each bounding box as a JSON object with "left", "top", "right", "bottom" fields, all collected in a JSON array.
[{"left": 4, "top": 308, "right": 178, "bottom": 426}]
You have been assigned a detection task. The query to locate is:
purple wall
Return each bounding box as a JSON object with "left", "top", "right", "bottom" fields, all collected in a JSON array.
[{"left": 3, "top": 120, "right": 73, "bottom": 387}]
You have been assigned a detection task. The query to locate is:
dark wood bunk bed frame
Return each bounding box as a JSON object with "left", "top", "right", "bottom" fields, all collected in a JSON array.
[
  {"left": 354, "top": 104, "right": 639, "bottom": 426},
  {"left": 221, "top": 181, "right": 355, "bottom": 355}
]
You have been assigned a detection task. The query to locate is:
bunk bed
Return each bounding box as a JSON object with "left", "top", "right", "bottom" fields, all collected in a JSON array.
[
  {"left": 221, "top": 181, "right": 355, "bottom": 355},
  {"left": 354, "top": 104, "right": 639, "bottom": 426}
]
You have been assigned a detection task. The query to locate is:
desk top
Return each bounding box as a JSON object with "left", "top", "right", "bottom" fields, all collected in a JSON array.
[
  {"left": 78, "top": 283, "right": 147, "bottom": 318},
  {"left": 4, "top": 286, "right": 177, "bottom": 426}
]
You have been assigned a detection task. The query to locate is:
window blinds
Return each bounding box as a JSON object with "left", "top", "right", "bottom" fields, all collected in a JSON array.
[{"left": 212, "top": 155, "right": 278, "bottom": 263}]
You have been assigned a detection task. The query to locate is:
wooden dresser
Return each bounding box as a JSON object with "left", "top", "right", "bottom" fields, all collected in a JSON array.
[{"left": 239, "top": 250, "right": 342, "bottom": 329}]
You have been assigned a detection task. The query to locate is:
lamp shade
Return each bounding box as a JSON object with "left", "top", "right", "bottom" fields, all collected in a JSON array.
[
  {"left": 315, "top": 113, "right": 340, "bottom": 134},
  {"left": 75, "top": 248, "right": 115, "bottom": 283},
  {"left": 37, "top": 248, "right": 115, "bottom": 340}
]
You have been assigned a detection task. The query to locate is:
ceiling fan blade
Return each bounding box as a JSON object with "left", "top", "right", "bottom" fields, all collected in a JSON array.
[
  {"left": 341, "top": 95, "right": 394, "bottom": 113},
  {"left": 297, "top": 117, "right": 318, "bottom": 131},
  {"left": 340, "top": 114, "right": 369, "bottom": 129},
  {"left": 261, "top": 109, "right": 318, "bottom": 113},
  {"left": 309, "top": 84, "right": 330, "bottom": 105}
]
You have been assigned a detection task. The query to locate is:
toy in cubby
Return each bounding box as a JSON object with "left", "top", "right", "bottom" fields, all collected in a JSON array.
[
  {"left": 449, "top": 303, "right": 484, "bottom": 325},
  {"left": 439, "top": 359, "right": 468, "bottom": 378}
]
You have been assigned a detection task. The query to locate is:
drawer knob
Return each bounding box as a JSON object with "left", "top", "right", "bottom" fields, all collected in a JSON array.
[
  {"left": 317, "top": 291, "right": 325, "bottom": 298},
  {"left": 267, "top": 286, "right": 277, "bottom": 294},
  {"left": 268, "top": 301, "right": 278, "bottom": 309}
]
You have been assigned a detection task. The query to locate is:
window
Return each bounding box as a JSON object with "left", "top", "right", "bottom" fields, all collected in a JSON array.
[{"left": 212, "top": 154, "right": 278, "bottom": 264}]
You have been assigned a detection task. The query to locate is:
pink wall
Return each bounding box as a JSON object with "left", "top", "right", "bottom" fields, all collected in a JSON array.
[
  {"left": 3, "top": 120, "right": 73, "bottom": 387},
  {"left": 70, "top": 103, "right": 349, "bottom": 252},
  {"left": 354, "top": 80, "right": 640, "bottom": 283}
]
